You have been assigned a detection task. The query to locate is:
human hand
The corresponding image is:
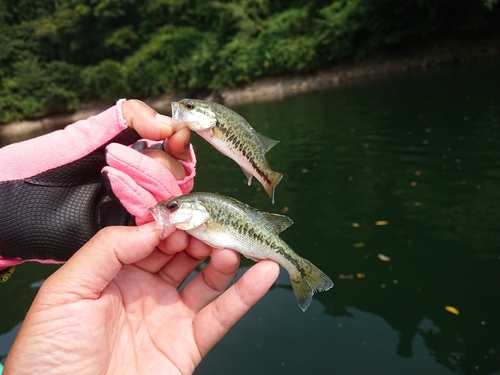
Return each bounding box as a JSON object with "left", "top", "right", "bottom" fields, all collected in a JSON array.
[
  {"left": 0, "top": 99, "right": 196, "bottom": 266},
  {"left": 3, "top": 225, "right": 280, "bottom": 375}
]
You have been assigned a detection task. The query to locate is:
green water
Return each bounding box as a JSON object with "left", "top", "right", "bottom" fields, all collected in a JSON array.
[{"left": 1, "top": 59, "right": 499, "bottom": 375}]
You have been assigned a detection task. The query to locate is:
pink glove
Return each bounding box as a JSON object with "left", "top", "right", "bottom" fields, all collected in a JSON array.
[
  {"left": 0, "top": 99, "right": 196, "bottom": 269},
  {"left": 103, "top": 142, "right": 195, "bottom": 225}
]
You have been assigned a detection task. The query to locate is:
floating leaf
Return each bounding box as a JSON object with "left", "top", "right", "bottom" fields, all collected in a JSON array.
[
  {"left": 445, "top": 306, "right": 459, "bottom": 315},
  {"left": 377, "top": 253, "right": 391, "bottom": 261},
  {"left": 0, "top": 266, "right": 16, "bottom": 282},
  {"left": 353, "top": 242, "right": 365, "bottom": 248},
  {"left": 338, "top": 273, "right": 354, "bottom": 280},
  {"left": 375, "top": 220, "right": 388, "bottom": 226}
]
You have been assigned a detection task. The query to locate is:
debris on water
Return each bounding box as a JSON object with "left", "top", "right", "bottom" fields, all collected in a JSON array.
[
  {"left": 353, "top": 242, "right": 365, "bottom": 248},
  {"left": 414, "top": 171, "right": 421, "bottom": 176},
  {"left": 339, "top": 273, "right": 365, "bottom": 280},
  {"left": 281, "top": 206, "right": 289, "bottom": 214},
  {"left": 338, "top": 273, "right": 354, "bottom": 280},
  {"left": 445, "top": 306, "right": 460, "bottom": 315},
  {"left": 301, "top": 168, "right": 308, "bottom": 173},
  {"left": 375, "top": 220, "right": 388, "bottom": 226},
  {"left": 352, "top": 222, "right": 360, "bottom": 227},
  {"left": 411, "top": 181, "right": 418, "bottom": 186},
  {"left": 377, "top": 253, "right": 391, "bottom": 261}
]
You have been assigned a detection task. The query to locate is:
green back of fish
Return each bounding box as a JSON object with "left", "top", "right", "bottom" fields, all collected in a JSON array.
[
  {"left": 204, "top": 102, "right": 283, "bottom": 202},
  {"left": 180, "top": 192, "right": 333, "bottom": 311}
]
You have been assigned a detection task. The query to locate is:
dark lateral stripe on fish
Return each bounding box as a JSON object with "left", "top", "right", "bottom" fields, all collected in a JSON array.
[
  {"left": 214, "top": 120, "right": 273, "bottom": 185},
  {"left": 216, "top": 211, "right": 307, "bottom": 279}
]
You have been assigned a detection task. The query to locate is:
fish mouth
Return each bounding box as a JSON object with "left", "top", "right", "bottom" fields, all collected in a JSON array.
[{"left": 171, "top": 101, "right": 180, "bottom": 120}]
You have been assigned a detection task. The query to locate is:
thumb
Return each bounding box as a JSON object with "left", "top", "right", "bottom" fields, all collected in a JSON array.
[
  {"left": 122, "top": 99, "right": 180, "bottom": 140},
  {"left": 41, "top": 224, "right": 160, "bottom": 302}
]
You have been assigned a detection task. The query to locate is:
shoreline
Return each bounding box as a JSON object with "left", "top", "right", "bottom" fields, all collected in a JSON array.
[{"left": 2, "top": 33, "right": 499, "bottom": 139}]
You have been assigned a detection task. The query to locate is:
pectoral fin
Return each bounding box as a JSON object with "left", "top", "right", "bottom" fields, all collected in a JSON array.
[{"left": 241, "top": 167, "right": 253, "bottom": 186}]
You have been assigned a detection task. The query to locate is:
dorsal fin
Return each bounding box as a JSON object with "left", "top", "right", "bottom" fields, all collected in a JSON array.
[
  {"left": 257, "top": 132, "right": 280, "bottom": 153},
  {"left": 260, "top": 212, "right": 293, "bottom": 234}
]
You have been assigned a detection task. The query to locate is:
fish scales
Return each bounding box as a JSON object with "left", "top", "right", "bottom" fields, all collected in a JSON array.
[
  {"left": 212, "top": 112, "right": 272, "bottom": 185},
  {"left": 150, "top": 192, "right": 334, "bottom": 311},
  {"left": 171, "top": 99, "right": 283, "bottom": 203},
  {"left": 203, "top": 197, "right": 306, "bottom": 277}
]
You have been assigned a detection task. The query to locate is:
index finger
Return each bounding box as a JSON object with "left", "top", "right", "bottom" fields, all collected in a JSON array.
[{"left": 192, "top": 260, "right": 280, "bottom": 357}]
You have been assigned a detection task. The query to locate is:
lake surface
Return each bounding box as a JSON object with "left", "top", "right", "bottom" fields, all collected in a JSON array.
[{"left": 1, "top": 58, "right": 499, "bottom": 375}]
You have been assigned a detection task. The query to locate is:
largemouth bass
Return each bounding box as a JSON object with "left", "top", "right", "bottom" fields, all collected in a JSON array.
[
  {"left": 171, "top": 99, "right": 283, "bottom": 203},
  {"left": 150, "top": 192, "right": 333, "bottom": 311}
]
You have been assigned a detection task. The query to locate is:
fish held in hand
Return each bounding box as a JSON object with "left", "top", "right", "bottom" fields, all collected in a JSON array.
[
  {"left": 171, "top": 99, "right": 283, "bottom": 203},
  {"left": 149, "top": 192, "right": 333, "bottom": 311}
]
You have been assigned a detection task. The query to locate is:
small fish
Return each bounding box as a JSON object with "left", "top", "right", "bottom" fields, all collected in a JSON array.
[
  {"left": 171, "top": 99, "right": 283, "bottom": 203},
  {"left": 0, "top": 266, "right": 15, "bottom": 282},
  {"left": 150, "top": 192, "right": 333, "bottom": 311}
]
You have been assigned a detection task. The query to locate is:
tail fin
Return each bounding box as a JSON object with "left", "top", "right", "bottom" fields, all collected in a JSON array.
[
  {"left": 264, "top": 171, "right": 283, "bottom": 204},
  {"left": 290, "top": 259, "right": 333, "bottom": 312}
]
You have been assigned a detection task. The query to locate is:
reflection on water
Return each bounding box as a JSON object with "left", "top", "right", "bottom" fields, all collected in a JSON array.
[{"left": 1, "top": 59, "right": 500, "bottom": 374}]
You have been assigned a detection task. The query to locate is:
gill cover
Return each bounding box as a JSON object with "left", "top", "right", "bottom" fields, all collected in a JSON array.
[
  {"left": 165, "top": 199, "right": 210, "bottom": 231},
  {"left": 171, "top": 100, "right": 217, "bottom": 130}
]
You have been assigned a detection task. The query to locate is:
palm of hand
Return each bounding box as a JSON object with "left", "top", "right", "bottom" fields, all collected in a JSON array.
[{"left": 5, "top": 227, "right": 279, "bottom": 375}]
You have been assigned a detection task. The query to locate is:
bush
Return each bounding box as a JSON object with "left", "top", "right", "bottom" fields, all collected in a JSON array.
[
  {"left": 124, "top": 26, "right": 218, "bottom": 96},
  {"left": 0, "top": 0, "right": 499, "bottom": 123},
  {"left": 81, "top": 60, "right": 128, "bottom": 103}
]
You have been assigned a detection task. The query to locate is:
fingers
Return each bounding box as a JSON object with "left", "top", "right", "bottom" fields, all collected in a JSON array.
[
  {"left": 121, "top": 99, "right": 192, "bottom": 162},
  {"left": 141, "top": 149, "right": 186, "bottom": 180},
  {"left": 122, "top": 99, "right": 179, "bottom": 140},
  {"left": 180, "top": 248, "right": 240, "bottom": 312},
  {"left": 164, "top": 126, "right": 191, "bottom": 161},
  {"left": 156, "top": 251, "right": 205, "bottom": 289},
  {"left": 193, "top": 260, "right": 280, "bottom": 357},
  {"left": 132, "top": 229, "right": 189, "bottom": 273},
  {"left": 41, "top": 224, "right": 161, "bottom": 302}
]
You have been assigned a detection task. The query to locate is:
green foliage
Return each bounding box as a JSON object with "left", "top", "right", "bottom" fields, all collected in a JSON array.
[
  {"left": 81, "top": 60, "right": 128, "bottom": 103},
  {"left": 124, "top": 26, "right": 218, "bottom": 95},
  {"left": 0, "top": 0, "right": 499, "bottom": 123},
  {"left": 0, "top": 58, "right": 81, "bottom": 123}
]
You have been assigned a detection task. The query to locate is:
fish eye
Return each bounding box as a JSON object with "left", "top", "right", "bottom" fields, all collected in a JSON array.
[
  {"left": 166, "top": 200, "right": 179, "bottom": 212},
  {"left": 185, "top": 100, "right": 196, "bottom": 110}
]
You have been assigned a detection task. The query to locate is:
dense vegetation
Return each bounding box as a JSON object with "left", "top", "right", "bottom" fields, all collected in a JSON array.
[{"left": 1, "top": 0, "right": 499, "bottom": 123}]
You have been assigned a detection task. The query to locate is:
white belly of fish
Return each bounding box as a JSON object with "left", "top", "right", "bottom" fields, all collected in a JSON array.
[
  {"left": 186, "top": 224, "right": 280, "bottom": 263},
  {"left": 198, "top": 130, "right": 262, "bottom": 186}
]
